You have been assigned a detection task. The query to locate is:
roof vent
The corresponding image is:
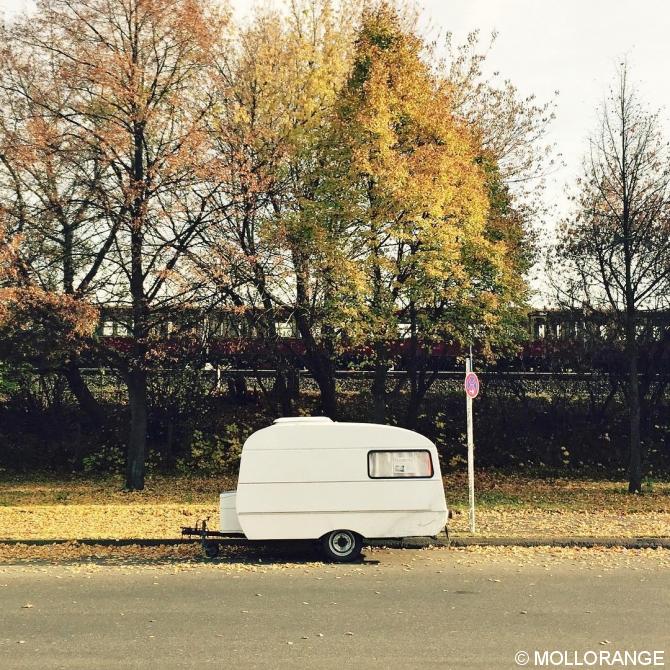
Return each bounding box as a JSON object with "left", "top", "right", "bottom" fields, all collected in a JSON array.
[{"left": 273, "top": 417, "right": 334, "bottom": 425}]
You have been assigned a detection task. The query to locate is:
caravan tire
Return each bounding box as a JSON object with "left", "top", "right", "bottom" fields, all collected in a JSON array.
[
  {"left": 203, "top": 541, "right": 220, "bottom": 559},
  {"left": 320, "top": 530, "right": 363, "bottom": 562}
]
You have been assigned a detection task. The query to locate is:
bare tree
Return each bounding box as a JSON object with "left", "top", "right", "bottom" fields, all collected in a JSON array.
[{"left": 551, "top": 63, "right": 670, "bottom": 492}]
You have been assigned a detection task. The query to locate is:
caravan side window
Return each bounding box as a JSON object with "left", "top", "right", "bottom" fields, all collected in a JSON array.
[{"left": 368, "top": 450, "right": 433, "bottom": 479}]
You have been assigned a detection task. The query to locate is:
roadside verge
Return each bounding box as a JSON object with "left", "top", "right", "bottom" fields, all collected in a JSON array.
[{"left": 1, "top": 536, "right": 669, "bottom": 549}]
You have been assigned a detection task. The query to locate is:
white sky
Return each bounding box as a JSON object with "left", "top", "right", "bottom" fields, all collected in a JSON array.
[
  {"left": 3, "top": 0, "right": 670, "bottom": 298},
  {"left": 421, "top": 1, "right": 670, "bottom": 220}
]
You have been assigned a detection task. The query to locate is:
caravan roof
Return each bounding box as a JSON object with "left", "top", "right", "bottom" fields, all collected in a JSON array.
[
  {"left": 272, "top": 417, "right": 333, "bottom": 425},
  {"left": 244, "top": 420, "right": 433, "bottom": 451}
]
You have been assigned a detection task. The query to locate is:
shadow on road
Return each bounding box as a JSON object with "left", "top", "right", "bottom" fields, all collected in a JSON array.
[{"left": 0, "top": 540, "right": 382, "bottom": 567}]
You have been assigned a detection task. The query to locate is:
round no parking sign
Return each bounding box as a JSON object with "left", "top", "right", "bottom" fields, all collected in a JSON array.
[{"left": 464, "top": 372, "right": 480, "bottom": 399}]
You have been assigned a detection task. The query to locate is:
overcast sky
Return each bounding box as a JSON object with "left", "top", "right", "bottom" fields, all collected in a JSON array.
[{"left": 2, "top": 0, "right": 669, "bottom": 241}]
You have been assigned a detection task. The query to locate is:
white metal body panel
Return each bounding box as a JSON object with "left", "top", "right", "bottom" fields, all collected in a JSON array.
[
  {"left": 219, "top": 490, "right": 243, "bottom": 533},
  {"left": 238, "top": 510, "right": 445, "bottom": 540},
  {"left": 238, "top": 448, "right": 365, "bottom": 483},
  {"left": 223, "top": 421, "right": 448, "bottom": 540}
]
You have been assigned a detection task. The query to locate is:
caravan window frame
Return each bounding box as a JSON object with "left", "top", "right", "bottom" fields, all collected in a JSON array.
[{"left": 367, "top": 449, "right": 434, "bottom": 479}]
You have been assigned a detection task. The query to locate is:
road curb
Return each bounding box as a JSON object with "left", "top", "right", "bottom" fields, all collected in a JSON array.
[
  {"left": 372, "top": 536, "right": 670, "bottom": 549},
  {"left": 0, "top": 538, "right": 200, "bottom": 547},
  {"left": 1, "top": 537, "right": 669, "bottom": 549}
]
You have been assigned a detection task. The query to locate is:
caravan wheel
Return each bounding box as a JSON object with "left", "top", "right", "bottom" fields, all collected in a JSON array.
[
  {"left": 203, "top": 541, "right": 220, "bottom": 559},
  {"left": 320, "top": 530, "right": 363, "bottom": 562}
]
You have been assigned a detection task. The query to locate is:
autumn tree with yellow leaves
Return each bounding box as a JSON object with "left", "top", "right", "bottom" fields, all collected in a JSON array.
[
  {"left": 307, "top": 4, "right": 533, "bottom": 422},
  {"left": 203, "top": 0, "right": 362, "bottom": 417},
  {"left": 207, "top": 3, "right": 538, "bottom": 420}
]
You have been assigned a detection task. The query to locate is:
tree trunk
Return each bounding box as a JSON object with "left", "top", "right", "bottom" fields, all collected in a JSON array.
[
  {"left": 370, "top": 338, "right": 390, "bottom": 423},
  {"left": 126, "top": 368, "right": 148, "bottom": 490},
  {"left": 405, "top": 328, "right": 419, "bottom": 429},
  {"left": 405, "top": 388, "right": 420, "bottom": 429},
  {"left": 372, "top": 362, "right": 387, "bottom": 424},
  {"left": 287, "top": 367, "right": 300, "bottom": 402},
  {"left": 404, "top": 305, "right": 422, "bottom": 428},
  {"left": 622, "top": 169, "right": 642, "bottom": 493},
  {"left": 627, "top": 338, "right": 642, "bottom": 493},
  {"left": 300, "top": 350, "right": 337, "bottom": 418},
  {"left": 272, "top": 355, "right": 299, "bottom": 416},
  {"left": 291, "top": 249, "right": 338, "bottom": 419},
  {"left": 124, "top": 100, "right": 148, "bottom": 491},
  {"left": 405, "top": 368, "right": 436, "bottom": 429},
  {"left": 274, "top": 367, "right": 296, "bottom": 416},
  {"left": 164, "top": 418, "right": 175, "bottom": 471},
  {"left": 316, "top": 367, "right": 338, "bottom": 418},
  {"left": 62, "top": 362, "right": 103, "bottom": 424}
]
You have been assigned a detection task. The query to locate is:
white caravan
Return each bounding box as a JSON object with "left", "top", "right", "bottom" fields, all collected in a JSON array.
[{"left": 218, "top": 417, "right": 448, "bottom": 561}]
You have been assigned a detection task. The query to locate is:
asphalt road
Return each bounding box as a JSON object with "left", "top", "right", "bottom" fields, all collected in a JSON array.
[{"left": 1, "top": 547, "right": 668, "bottom": 670}]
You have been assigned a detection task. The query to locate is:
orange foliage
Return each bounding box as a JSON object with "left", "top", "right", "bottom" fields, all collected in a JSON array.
[{"left": 0, "top": 285, "right": 98, "bottom": 362}]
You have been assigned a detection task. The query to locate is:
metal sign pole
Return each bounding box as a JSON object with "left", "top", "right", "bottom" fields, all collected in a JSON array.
[{"left": 466, "top": 353, "right": 476, "bottom": 534}]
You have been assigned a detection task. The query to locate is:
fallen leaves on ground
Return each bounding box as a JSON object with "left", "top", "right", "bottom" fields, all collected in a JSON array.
[
  {"left": 0, "top": 475, "right": 236, "bottom": 507},
  {"left": 445, "top": 473, "right": 670, "bottom": 538},
  {"left": 448, "top": 508, "right": 670, "bottom": 538},
  {"left": 0, "top": 473, "right": 668, "bottom": 544},
  {"left": 0, "top": 504, "right": 215, "bottom": 540}
]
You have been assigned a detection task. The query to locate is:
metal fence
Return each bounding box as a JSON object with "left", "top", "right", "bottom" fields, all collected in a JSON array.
[{"left": 2, "top": 365, "right": 668, "bottom": 413}]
